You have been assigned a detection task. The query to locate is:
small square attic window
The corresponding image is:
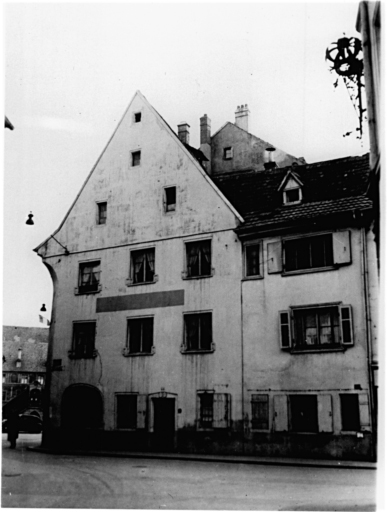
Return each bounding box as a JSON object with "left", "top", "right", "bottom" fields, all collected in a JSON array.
[
  {"left": 223, "top": 147, "right": 233, "bottom": 160},
  {"left": 134, "top": 112, "right": 142, "bottom": 123},
  {"left": 132, "top": 151, "right": 141, "bottom": 167},
  {"left": 284, "top": 188, "right": 301, "bottom": 204}
]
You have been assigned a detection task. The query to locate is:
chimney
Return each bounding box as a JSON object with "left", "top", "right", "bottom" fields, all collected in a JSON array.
[
  {"left": 200, "top": 114, "right": 212, "bottom": 174},
  {"left": 177, "top": 122, "right": 190, "bottom": 145},
  {"left": 235, "top": 104, "right": 250, "bottom": 132},
  {"left": 200, "top": 114, "right": 211, "bottom": 145},
  {"left": 264, "top": 147, "right": 277, "bottom": 170}
]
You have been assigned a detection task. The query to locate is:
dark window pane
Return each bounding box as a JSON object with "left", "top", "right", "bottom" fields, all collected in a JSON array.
[
  {"left": 200, "top": 394, "right": 213, "bottom": 428},
  {"left": 185, "top": 315, "right": 199, "bottom": 350},
  {"left": 129, "top": 319, "right": 142, "bottom": 353},
  {"left": 128, "top": 318, "right": 153, "bottom": 354},
  {"left": 186, "top": 241, "right": 211, "bottom": 277},
  {"left": 246, "top": 244, "right": 260, "bottom": 276},
  {"left": 116, "top": 395, "right": 137, "bottom": 429},
  {"left": 200, "top": 314, "right": 212, "bottom": 350},
  {"left": 165, "top": 187, "right": 176, "bottom": 211},
  {"left": 142, "top": 318, "right": 154, "bottom": 353},
  {"left": 132, "top": 151, "right": 141, "bottom": 166},
  {"left": 252, "top": 394, "right": 269, "bottom": 429},
  {"left": 285, "top": 235, "right": 333, "bottom": 272},
  {"left": 290, "top": 395, "right": 318, "bottom": 432},
  {"left": 134, "top": 112, "right": 141, "bottom": 123},
  {"left": 340, "top": 394, "right": 360, "bottom": 431},
  {"left": 73, "top": 323, "right": 96, "bottom": 358},
  {"left": 294, "top": 307, "right": 339, "bottom": 348},
  {"left": 79, "top": 261, "right": 100, "bottom": 292},
  {"left": 285, "top": 189, "right": 300, "bottom": 203},
  {"left": 98, "top": 202, "right": 107, "bottom": 225},
  {"left": 132, "top": 249, "right": 155, "bottom": 283}
]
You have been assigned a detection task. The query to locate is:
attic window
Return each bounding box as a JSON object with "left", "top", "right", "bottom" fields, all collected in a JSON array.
[
  {"left": 223, "top": 147, "right": 233, "bottom": 160},
  {"left": 134, "top": 112, "right": 142, "bottom": 123},
  {"left": 132, "top": 151, "right": 141, "bottom": 167},
  {"left": 284, "top": 188, "right": 302, "bottom": 204}
]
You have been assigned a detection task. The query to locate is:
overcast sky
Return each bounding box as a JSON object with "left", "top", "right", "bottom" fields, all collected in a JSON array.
[{"left": 3, "top": 1, "right": 368, "bottom": 327}]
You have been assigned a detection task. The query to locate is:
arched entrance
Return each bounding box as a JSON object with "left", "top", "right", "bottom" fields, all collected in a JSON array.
[{"left": 61, "top": 384, "right": 103, "bottom": 429}]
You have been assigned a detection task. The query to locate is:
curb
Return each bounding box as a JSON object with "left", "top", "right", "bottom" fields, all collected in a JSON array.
[{"left": 27, "top": 446, "right": 377, "bottom": 470}]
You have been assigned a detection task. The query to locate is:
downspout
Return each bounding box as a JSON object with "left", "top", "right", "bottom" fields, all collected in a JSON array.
[
  {"left": 360, "top": 226, "right": 376, "bottom": 460},
  {"left": 240, "top": 275, "right": 245, "bottom": 454}
]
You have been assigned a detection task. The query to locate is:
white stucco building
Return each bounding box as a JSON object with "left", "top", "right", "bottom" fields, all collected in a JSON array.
[{"left": 35, "top": 91, "right": 378, "bottom": 460}]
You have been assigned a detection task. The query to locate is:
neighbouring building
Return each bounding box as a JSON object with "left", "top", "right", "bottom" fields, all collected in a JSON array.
[
  {"left": 34, "top": 91, "right": 378, "bottom": 460},
  {"left": 2, "top": 326, "right": 48, "bottom": 408}
]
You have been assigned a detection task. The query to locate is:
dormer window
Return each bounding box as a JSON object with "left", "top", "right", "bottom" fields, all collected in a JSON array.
[
  {"left": 284, "top": 187, "right": 302, "bottom": 204},
  {"left": 279, "top": 171, "right": 303, "bottom": 206}
]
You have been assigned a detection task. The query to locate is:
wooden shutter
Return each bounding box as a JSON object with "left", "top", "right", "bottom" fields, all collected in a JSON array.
[
  {"left": 267, "top": 241, "right": 283, "bottom": 273},
  {"left": 340, "top": 305, "right": 354, "bottom": 346},
  {"left": 359, "top": 393, "right": 371, "bottom": 431},
  {"left": 333, "top": 231, "right": 351, "bottom": 265},
  {"left": 213, "top": 393, "right": 230, "bottom": 428},
  {"left": 279, "top": 311, "right": 291, "bottom": 349},
  {"left": 137, "top": 394, "right": 147, "bottom": 429},
  {"left": 273, "top": 395, "right": 288, "bottom": 431},
  {"left": 318, "top": 394, "right": 333, "bottom": 433}
]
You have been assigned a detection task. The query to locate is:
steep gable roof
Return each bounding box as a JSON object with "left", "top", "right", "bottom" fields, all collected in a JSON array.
[
  {"left": 34, "top": 91, "right": 243, "bottom": 253},
  {"left": 212, "top": 154, "right": 372, "bottom": 235}
]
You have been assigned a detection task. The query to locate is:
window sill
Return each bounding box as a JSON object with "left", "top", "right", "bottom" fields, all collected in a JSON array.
[
  {"left": 289, "top": 346, "right": 346, "bottom": 354},
  {"left": 180, "top": 346, "right": 215, "bottom": 355},
  {"left": 242, "top": 275, "right": 264, "bottom": 281},
  {"left": 75, "top": 285, "right": 102, "bottom": 295},
  {"left": 122, "top": 347, "right": 155, "bottom": 357},
  {"left": 68, "top": 350, "right": 98, "bottom": 360},
  {"left": 282, "top": 266, "right": 336, "bottom": 277},
  {"left": 182, "top": 271, "right": 214, "bottom": 280},
  {"left": 126, "top": 276, "right": 158, "bottom": 287}
]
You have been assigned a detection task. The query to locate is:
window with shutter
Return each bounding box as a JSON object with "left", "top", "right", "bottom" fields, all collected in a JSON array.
[
  {"left": 279, "top": 311, "right": 291, "bottom": 349},
  {"left": 332, "top": 231, "right": 351, "bottom": 265},
  {"left": 340, "top": 305, "right": 354, "bottom": 346},
  {"left": 267, "top": 241, "right": 283, "bottom": 273},
  {"left": 273, "top": 395, "right": 288, "bottom": 431},
  {"left": 251, "top": 394, "right": 269, "bottom": 430},
  {"left": 317, "top": 394, "right": 333, "bottom": 433},
  {"left": 213, "top": 393, "right": 230, "bottom": 429},
  {"left": 281, "top": 304, "right": 354, "bottom": 352},
  {"left": 359, "top": 393, "right": 371, "bottom": 430}
]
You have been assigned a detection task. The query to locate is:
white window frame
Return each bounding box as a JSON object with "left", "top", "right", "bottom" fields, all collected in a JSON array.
[
  {"left": 279, "top": 303, "right": 354, "bottom": 352},
  {"left": 223, "top": 147, "right": 233, "bottom": 160},
  {"left": 283, "top": 186, "right": 302, "bottom": 205}
]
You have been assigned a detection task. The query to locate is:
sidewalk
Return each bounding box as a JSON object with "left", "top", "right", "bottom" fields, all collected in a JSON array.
[{"left": 29, "top": 444, "right": 377, "bottom": 470}]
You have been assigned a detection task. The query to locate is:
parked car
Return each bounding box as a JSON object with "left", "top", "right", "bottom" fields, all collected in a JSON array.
[{"left": 2, "top": 413, "right": 42, "bottom": 433}]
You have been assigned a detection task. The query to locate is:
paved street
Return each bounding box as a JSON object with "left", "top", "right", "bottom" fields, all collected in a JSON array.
[{"left": 2, "top": 434, "right": 377, "bottom": 510}]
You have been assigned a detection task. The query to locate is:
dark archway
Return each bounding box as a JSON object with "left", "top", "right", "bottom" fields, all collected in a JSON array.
[{"left": 61, "top": 384, "right": 103, "bottom": 429}]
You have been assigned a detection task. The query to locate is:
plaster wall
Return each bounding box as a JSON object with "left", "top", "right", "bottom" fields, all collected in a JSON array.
[
  {"left": 211, "top": 123, "right": 303, "bottom": 175},
  {"left": 241, "top": 228, "right": 371, "bottom": 435}
]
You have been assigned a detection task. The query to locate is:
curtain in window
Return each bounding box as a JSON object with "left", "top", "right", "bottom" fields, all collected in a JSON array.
[
  {"left": 133, "top": 253, "right": 146, "bottom": 283},
  {"left": 201, "top": 241, "right": 211, "bottom": 275},
  {"left": 186, "top": 315, "right": 199, "bottom": 350},
  {"left": 187, "top": 243, "right": 200, "bottom": 277},
  {"left": 145, "top": 250, "right": 155, "bottom": 281}
]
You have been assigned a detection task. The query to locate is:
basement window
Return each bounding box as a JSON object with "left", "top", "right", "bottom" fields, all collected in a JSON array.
[
  {"left": 251, "top": 394, "right": 269, "bottom": 430},
  {"left": 197, "top": 392, "right": 231, "bottom": 429},
  {"left": 116, "top": 393, "right": 147, "bottom": 429}
]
